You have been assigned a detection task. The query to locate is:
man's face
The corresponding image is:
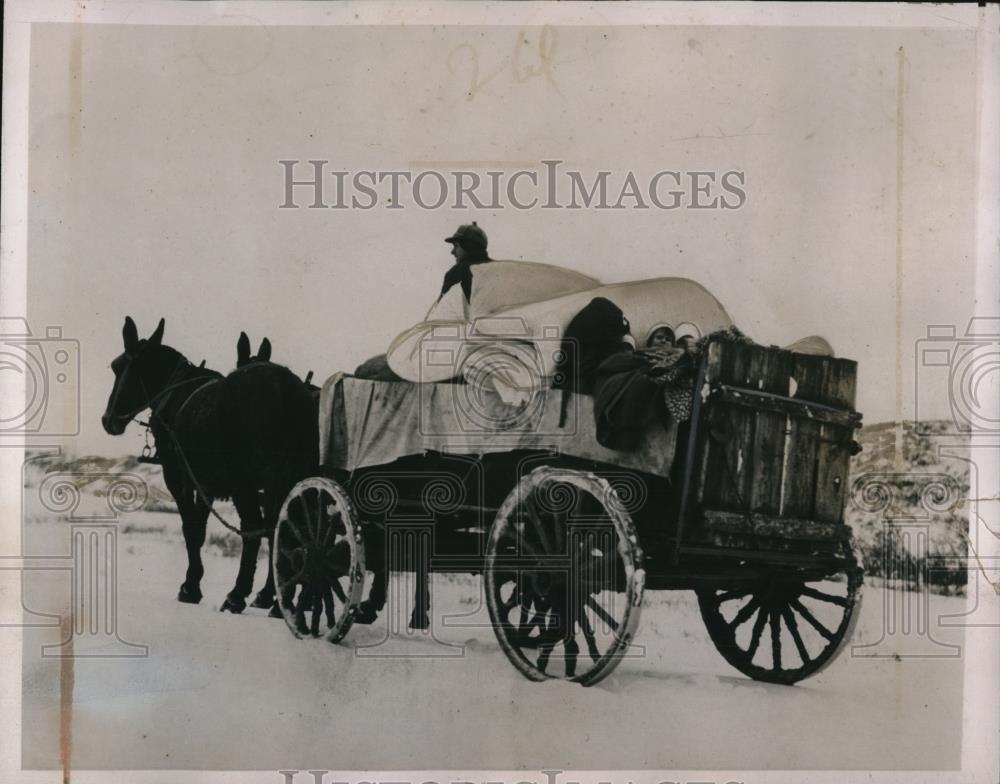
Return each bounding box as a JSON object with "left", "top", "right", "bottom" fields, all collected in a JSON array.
[{"left": 449, "top": 241, "right": 467, "bottom": 263}]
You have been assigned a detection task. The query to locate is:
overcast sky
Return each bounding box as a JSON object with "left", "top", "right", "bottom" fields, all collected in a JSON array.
[{"left": 23, "top": 20, "right": 980, "bottom": 456}]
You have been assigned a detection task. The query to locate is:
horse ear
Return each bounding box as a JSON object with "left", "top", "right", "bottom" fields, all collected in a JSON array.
[
  {"left": 237, "top": 332, "right": 250, "bottom": 365},
  {"left": 258, "top": 338, "right": 272, "bottom": 362},
  {"left": 149, "top": 318, "right": 165, "bottom": 346},
  {"left": 122, "top": 316, "right": 139, "bottom": 351}
]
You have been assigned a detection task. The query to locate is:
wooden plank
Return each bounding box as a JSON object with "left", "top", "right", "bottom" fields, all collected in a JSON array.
[
  {"left": 686, "top": 343, "right": 724, "bottom": 508},
  {"left": 703, "top": 341, "right": 726, "bottom": 385},
  {"left": 701, "top": 509, "right": 851, "bottom": 542},
  {"left": 811, "top": 357, "right": 858, "bottom": 523},
  {"left": 702, "top": 344, "right": 755, "bottom": 512},
  {"left": 748, "top": 412, "right": 784, "bottom": 514},
  {"left": 698, "top": 342, "right": 732, "bottom": 510},
  {"left": 788, "top": 353, "right": 829, "bottom": 400},
  {"left": 781, "top": 354, "right": 826, "bottom": 518},
  {"left": 748, "top": 349, "right": 792, "bottom": 514},
  {"left": 824, "top": 358, "right": 859, "bottom": 409},
  {"left": 713, "top": 385, "right": 862, "bottom": 428},
  {"left": 677, "top": 544, "right": 846, "bottom": 566},
  {"left": 755, "top": 345, "right": 794, "bottom": 394},
  {"left": 813, "top": 424, "right": 853, "bottom": 524},
  {"left": 697, "top": 342, "right": 860, "bottom": 527}
]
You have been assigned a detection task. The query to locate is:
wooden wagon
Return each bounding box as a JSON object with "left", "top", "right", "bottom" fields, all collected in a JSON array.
[{"left": 271, "top": 338, "right": 864, "bottom": 686}]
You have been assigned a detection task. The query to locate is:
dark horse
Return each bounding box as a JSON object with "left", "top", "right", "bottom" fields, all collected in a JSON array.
[{"left": 102, "top": 317, "right": 318, "bottom": 613}]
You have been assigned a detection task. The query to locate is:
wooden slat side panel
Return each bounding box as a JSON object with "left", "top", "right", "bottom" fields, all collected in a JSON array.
[
  {"left": 789, "top": 353, "right": 829, "bottom": 400},
  {"left": 813, "top": 423, "right": 854, "bottom": 524},
  {"left": 750, "top": 412, "right": 786, "bottom": 514},
  {"left": 810, "top": 357, "right": 857, "bottom": 523},
  {"left": 747, "top": 348, "right": 792, "bottom": 514},
  {"left": 783, "top": 419, "right": 822, "bottom": 518},
  {"left": 781, "top": 354, "right": 828, "bottom": 518},
  {"left": 700, "top": 344, "right": 754, "bottom": 512},
  {"left": 697, "top": 342, "right": 859, "bottom": 523},
  {"left": 823, "top": 358, "right": 859, "bottom": 409}
]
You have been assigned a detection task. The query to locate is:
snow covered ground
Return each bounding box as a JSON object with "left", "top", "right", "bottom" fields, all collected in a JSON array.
[{"left": 19, "top": 512, "right": 965, "bottom": 772}]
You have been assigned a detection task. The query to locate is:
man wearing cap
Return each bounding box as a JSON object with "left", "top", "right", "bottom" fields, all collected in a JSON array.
[
  {"left": 353, "top": 222, "right": 491, "bottom": 381},
  {"left": 439, "top": 221, "right": 491, "bottom": 304}
]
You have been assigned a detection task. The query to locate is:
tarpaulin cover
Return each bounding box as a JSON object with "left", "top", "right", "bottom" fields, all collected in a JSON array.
[
  {"left": 318, "top": 374, "right": 678, "bottom": 479},
  {"left": 386, "top": 261, "right": 602, "bottom": 383},
  {"left": 385, "top": 263, "right": 733, "bottom": 401}
]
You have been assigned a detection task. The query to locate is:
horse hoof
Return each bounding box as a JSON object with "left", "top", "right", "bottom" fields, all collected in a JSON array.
[
  {"left": 354, "top": 602, "right": 379, "bottom": 625},
  {"left": 220, "top": 596, "right": 246, "bottom": 614},
  {"left": 250, "top": 591, "right": 274, "bottom": 609},
  {"left": 177, "top": 585, "right": 202, "bottom": 604},
  {"left": 409, "top": 613, "right": 430, "bottom": 631},
  {"left": 268, "top": 601, "right": 283, "bottom": 619}
]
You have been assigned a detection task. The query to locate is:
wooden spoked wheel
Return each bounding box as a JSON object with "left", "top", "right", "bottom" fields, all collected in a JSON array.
[
  {"left": 697, "top": 551, "right": 863, "bottom": 684},
  {"left": 273, "top": 477, "right": 366, "bottom": 643},
  {"left": 485, "top": 467, "right": 645, "bottom": 686}
]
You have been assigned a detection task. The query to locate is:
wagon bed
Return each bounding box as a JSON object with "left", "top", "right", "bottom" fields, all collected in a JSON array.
[{"left": 273, "top": 339, "right": 864, "bottom": 687}]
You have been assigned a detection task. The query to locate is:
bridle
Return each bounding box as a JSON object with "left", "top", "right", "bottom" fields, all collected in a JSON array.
[{"left": 108, "top": 345, "right": 214, "bottom": 430}]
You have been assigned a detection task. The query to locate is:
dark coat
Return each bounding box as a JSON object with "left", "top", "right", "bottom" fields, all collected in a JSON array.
[
  {"left": 592, "top": 351, "right": 663, "bottom": 451},
  {"left": 439, "top": 254, "right": 491, "bottom": 302}
]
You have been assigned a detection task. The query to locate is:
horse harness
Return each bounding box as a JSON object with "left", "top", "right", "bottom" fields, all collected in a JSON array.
[{"left": 123, "top": 354, "right": 271, "bottom": 542}]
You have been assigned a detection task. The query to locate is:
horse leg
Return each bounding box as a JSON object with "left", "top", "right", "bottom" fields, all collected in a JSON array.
[
  {"left": 221, "top": 487, "right": 264, "bottom": 614},
  {"left": 409, "top": 542, "right": 431, "bottom": 631},
  {"left": 178, "top": 504, "right": 208, "bottom": 604},
  {"left": 164, "top": 464, "right": 206, "bottom": 604},
  {"left": 251, "top": 483, "right": 283, "bottom": 616},
  {"left": 355, "top": 569, "right": 387, "bottom": 625},
  {"left": 355, "top": 523, "right": 387, "bottom": 624}
]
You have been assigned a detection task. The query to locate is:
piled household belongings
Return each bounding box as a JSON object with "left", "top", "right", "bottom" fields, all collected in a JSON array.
[{"left": 345, "top": 259, "right": 833, "bottom": 457}]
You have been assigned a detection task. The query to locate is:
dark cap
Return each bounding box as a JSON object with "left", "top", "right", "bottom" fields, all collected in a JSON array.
[{"left": 444, "top": 221, "right": 488, "bottom": 252}]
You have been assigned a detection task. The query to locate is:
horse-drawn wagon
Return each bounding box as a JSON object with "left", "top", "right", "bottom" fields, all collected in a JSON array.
[{"left": 272, "top": 335, "right": 865, "bottom": 687}]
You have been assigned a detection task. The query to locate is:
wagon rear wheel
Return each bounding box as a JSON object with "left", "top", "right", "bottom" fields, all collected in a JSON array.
[
  {"left": 273, "top": 477, "right": 366, "bottom": 643},
  {"left": 485, "top": 467, "right": 645, "bottom": 687},
  {"left": 697, "top": 552, "right": 862, "bottom": 684}
]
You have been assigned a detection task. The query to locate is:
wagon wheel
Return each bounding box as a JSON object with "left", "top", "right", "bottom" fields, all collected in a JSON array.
[
  {"left": 485, "top": 467, "right": 645, "bottom": 687},
  {"left": 696, "top": 545, "right": 863, "bottom": 684},
  {"left": 273, "top": 477, "right": 366, "bottom": 643}
]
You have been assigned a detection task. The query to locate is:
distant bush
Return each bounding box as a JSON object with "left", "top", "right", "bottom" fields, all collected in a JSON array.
[
  {"left": 207, "top": 531, "right": 241, "bottom": 558},
  {"left": 847, "top": 421, "right": 972, "bottom": 596}
]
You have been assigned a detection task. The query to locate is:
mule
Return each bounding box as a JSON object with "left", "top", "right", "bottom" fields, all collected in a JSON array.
[{"left": 102, "top": 317, "right": 317, "bottom": 613}]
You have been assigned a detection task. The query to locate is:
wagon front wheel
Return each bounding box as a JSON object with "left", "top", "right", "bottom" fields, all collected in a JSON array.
[
  {"left": 697, "top": 558, "right": 862, "bottom": 685},
  {"left": 485, "top": 467, "right": 645, "bottom": 687},
  {"left": 273, "top": 477, "right": 366, "bottom": 643}
]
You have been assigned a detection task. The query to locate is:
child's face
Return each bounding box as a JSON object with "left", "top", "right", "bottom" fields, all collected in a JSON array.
[
  {"left": 678, "top": 335, "right": 698, "bottom": 354},
  {"left": 649, "top": 328, "right": 673, "bottom": 348}
]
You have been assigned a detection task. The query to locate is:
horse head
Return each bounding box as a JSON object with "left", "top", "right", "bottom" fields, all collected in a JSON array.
[
  {"left": 102, "top": 316, "right": 185, "bottom": 435},
  {"left": 236, "top": 332, "right": 272, "bottom": 368}
]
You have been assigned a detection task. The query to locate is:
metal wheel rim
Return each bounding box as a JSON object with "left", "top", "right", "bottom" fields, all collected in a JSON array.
[
  {"left": 273, "top": 477, "right": 366, "bottom": 643},
  {"left": 697, "top": 547, "right": 863, "bottom": 685},
  {"left": 485, "top": 467, "right": 645, "bottom": 687}
]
